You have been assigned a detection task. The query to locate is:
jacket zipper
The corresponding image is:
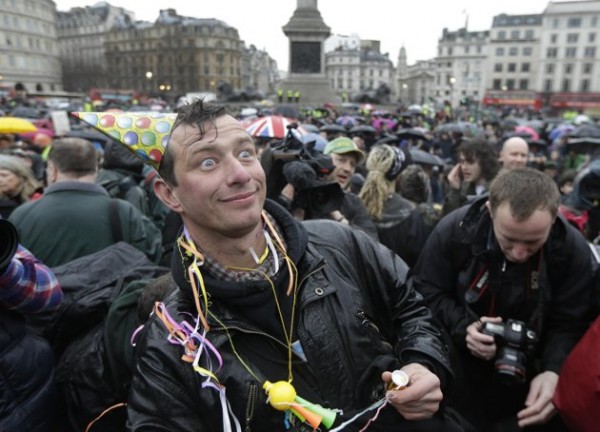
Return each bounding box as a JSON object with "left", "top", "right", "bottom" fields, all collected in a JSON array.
[{"left": 244, "top": 381, "right": 259, "bottom": 432}]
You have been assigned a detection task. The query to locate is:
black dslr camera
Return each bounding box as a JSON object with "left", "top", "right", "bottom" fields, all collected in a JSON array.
[
  {"left": 481, "top": 319, "right": 538, "bottom": 385},
  {"left": 261, "top": 123, "right": 344, "bottom": 219},
  {"left": 0, "top": 219, "right": 19, "bottom": 272}
]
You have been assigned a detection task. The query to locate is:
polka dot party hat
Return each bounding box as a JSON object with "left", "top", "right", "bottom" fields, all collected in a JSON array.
[{"left": 72, "top": 111, "right": 177, "bottom": 170}]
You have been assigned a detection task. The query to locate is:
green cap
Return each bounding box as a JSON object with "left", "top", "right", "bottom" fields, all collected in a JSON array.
[{"left": 323, "top": 137, "right": 365, "bottom": 163}]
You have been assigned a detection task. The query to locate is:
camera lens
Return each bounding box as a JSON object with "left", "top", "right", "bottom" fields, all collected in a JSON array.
[{"left": 494, "top": 347, "right": 527, "bottom": 386}]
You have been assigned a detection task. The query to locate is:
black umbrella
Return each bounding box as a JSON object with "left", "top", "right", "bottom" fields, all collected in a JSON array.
[
  {"left": 349, "top": 125, "right": 377, "bottom": 135},
  {"left": 375, "top": 134, "right": 402, "bottom": 146},
  {"left": 409, "top": 148, "right": 445, "bottom": 167},
  {"left": 569, "top": 125, "right": 600, "bottom": 139},
  {"left": 320, "top": 123, "right": 347, "bottom": 134},
  {"left": 396, "top": 128, "right": 430, "bottom": 142},
  {"left": 274, "top": 105, "right": 299, "bottom": 119}
]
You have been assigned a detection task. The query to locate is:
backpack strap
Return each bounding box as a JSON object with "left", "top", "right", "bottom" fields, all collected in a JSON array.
[{"left": 109, "top": 199, "right": 122, "bottom": 243}]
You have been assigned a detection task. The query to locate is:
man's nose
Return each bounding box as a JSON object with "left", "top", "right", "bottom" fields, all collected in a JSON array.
[
  {"left": 228, "top": 158, "right": 251, "bottom": 183},
  {"left": 512, "top": 244, "right": 529, "bottom": 261}
]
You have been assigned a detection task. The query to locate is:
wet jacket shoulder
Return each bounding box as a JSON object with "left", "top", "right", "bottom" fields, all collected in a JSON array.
[{"left": 340, "top": 191, "right": 379, "bottom": 240}]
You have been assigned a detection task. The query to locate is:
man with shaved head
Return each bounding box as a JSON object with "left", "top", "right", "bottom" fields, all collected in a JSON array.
[{"left": 499, "top": 136, "right": 529, "bottom": 171}]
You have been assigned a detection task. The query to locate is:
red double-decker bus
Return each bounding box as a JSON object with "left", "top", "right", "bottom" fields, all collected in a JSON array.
[{"left": 482, "top": 90, "right": 543, "bottom": 111}]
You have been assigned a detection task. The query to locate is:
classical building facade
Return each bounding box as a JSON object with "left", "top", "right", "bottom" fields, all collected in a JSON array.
[
  {"left": 241, "top": 44, "right": 279, "bottom": 99},
  {"left": 324, "top": 36, "right": 394, "bottom": 101},
  {"left": 56, "top": 2, "right": 134, "bottom": 92},
  {"left": 485, "top": 14, "right": 543, "bottom": 93},
  {"left": 0, "top": 0, "right": 62, "bottom": 93},
  {"left": 104, "top": 9, "right": 244, "bottom": 99},
  {"left": 538, "top": 0, "right": 600, "bottom": 109},
  {"left": 434, "top": 27, "right": 489, "bottom": 107}
]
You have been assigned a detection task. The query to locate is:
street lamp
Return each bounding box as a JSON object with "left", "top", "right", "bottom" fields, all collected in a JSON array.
[
  {"left": 449, "top": 76, "right": 456, "bottom": 107},
  {"left": 145, "top": 71, "right": 153, "bottom": 93}
]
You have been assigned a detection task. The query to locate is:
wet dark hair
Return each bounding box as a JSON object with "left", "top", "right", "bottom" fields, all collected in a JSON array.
[
  {"left": 159, "top": 99, "right": 227, "bottom": 186},
  {"left": 458, "top": 139, "right": 500, "bottom": 183}
]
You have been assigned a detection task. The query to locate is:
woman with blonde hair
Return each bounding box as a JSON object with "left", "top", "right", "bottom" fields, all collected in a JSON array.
[
  {"left": 359, "top": 144, "right": 429, "bottom": 267},
  {"left": 0, "top": 155, "right": 40, "bottom": 218}
]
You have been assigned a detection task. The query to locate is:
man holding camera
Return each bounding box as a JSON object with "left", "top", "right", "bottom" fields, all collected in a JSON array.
[{"left": 413, "top": 168, "right": 595, "bottom": 431}]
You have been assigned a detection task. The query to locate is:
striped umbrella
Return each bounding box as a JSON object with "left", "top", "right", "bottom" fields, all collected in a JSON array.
[{"left": 244, "top": 115, "right": 305, "bottom": 139}]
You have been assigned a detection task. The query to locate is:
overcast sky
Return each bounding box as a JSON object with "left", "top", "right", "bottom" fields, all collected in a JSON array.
[{"left": 54, "top": 0, "right": 574, "bottom": 70}]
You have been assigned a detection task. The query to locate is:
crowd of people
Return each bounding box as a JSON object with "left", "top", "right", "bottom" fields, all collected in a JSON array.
[{"left": 1, "top": 95, "right": 599, "bottom": 432}]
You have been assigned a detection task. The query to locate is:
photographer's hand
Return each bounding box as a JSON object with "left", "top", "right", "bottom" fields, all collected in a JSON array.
[
  {"left": 383, "top": 364, "right": 442, "bottom": 420},
  {"left": 465, "top": 316, "right": 501, "bottom": 360},
  {"left": 517, "top": 371, "right": 558, "bottom": 427}
]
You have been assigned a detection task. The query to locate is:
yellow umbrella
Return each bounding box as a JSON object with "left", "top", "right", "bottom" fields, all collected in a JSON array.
[{"left": 0, "top": 117, "right": 38, "bottom": 134}]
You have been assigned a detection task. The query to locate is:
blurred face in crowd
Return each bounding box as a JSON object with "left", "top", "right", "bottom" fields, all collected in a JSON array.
[
  {"left": 458, "top": 152, "right": 482, "bottom": 184},
  {"left": 499, "top": 137, "right": 529, "bottom": 171},
  {"left": 487, "top": 201, "right": 553, "bottom": 263},
  {"left": 155, "top": 115, "right": 266, "bottom": 243},
  {"left": 0, "top": 169, "right": 21, "bottom": 197},
  {"left": 328, "top": 152, "right": 358, "bottom": 190}
]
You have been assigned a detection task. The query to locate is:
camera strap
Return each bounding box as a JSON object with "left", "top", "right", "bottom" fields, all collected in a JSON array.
[{"left": 465, "top": 250, "right": 544, "bottom": 332}]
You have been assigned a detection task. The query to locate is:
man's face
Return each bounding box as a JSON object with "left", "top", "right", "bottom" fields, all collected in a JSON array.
[
  {"left": 0, "top": 169, "right": 20, "bottom": 196},
  {"left": 500, "top": 138, "right": 529, "bottom": 170},
  {"left": 458, "top": 153, "right": 482, "bottom": 183},
  {"left": 328, "top": 152, "right": 358, "bottom": 189},
  {"left": 163, "top": 115, "right": 266, "bottom": 241},
  {"left": 488, "top": 202, "right": 553, "bottom": 263}
]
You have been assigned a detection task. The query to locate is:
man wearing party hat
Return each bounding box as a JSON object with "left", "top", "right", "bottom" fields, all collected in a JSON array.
[{"left": 75, "top": 102, "right": 465, "bottom": 431}]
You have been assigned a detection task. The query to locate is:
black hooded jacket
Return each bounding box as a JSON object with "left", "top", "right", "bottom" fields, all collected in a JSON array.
[{"left": 127, "top": 200, "right": 453, "bottom": 431}]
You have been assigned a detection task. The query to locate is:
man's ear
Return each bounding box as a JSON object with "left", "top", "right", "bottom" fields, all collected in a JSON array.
[
  {"left": 485, "top": 200, "right": 493, "bottom": 218},
  {"left": 154, "top": 178, "right": 185, "bottom": 213},
  {"left": 46, "top": 161, "right": 58, "bottom": 184}
]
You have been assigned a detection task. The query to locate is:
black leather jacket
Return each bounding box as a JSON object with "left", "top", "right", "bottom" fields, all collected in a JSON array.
[{"left": 127, "top": 200, "right": 452, "bottom": 431}]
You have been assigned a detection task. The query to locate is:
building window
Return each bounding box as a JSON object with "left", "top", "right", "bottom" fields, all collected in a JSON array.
[
  {"left": 521, "top": 62, "right": 530, "bottom": 72},
  {"left": 547, "top": 47, "right": 558, "bottom": 58},
  {"left": 584, "top": 47, "right": 596, "bottom": 58},
  {"left": 544, "top": 79, "right": 552, "bottom": 91},
  {"left": 496, "top": 47, "right": 505, "bottom": 56},
  {"left": 493, "top": 79, "right": 502, "bottom": 90},
  {"left": 589, "top": 32, "right": 596, "bottom": 43},
  {"left": 583, "top": 63, "right": 593, "bottom": 74},
  {"left": 494, "top": 63, "right": 503, "bottom": 72},
  {"left": 509, "top": 47, "right": 518, "bottom": 56},
  {"left": 465, "top": 45, "right": 470, "bottom": 54},
  {"left": 519, "top": 79, "right": 528, "bottom": 90},
  {"left": 448, "top": 47, "right": 453, "bottom": 55},
  {"left": 477, "top": 45, "right": 482, "bottom": 53},
  {"left": 508, "top": 63, "right": 517, "bottom": 72},
  {"left": 581, "top": 79, "right": 590, "bottom": 92},
  {"left": 565, "top": 64, "right": 573, "bottom": 74},
  {"left": 522, "top": 47, "right": 532, "bottom": 56},
  {"left": 525, "top": 30, "right": 534, "bottom": 39},
  {"left": 562, "top": 79, "right": 571, "bottom": 91},
  {"left": 506, "top": 79, "right": 515, "bottom": 90},
  {"left": 592, "top": 16, "right": 598, "bottom": 26},
  {"left": 568, "top": 17, "right": 582, "bottom": 28},
  {"left": 550, "top": 33, "right": 558, "bottom": 43},
  {"left": 552, "top": 18, "right": 559, "bottom": 28},
  {"left": 498, "top": 30, "right": 506, "bottom": 40},
  {"left": 567, "top": 33, "right": 579, "bottom": 43},
  {"left": 511, "top": 30, "right": 519, "bottom": 39},
  {"left": 565, "top": 47, "right": 577, "bottom": 58}
]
